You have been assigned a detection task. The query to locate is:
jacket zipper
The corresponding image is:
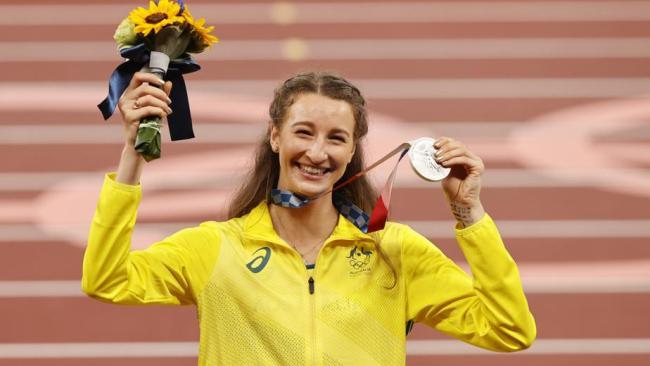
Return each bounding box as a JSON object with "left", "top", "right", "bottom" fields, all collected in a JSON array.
[{"left": 308, "top": 275, "right": 316, "bottom": 366}]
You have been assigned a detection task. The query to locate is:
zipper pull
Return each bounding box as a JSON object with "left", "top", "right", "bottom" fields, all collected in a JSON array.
[{"left": 308, "top": 276, "right": 315, "bottom": 295}]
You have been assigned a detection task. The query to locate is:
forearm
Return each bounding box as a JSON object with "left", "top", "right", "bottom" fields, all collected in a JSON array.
[
  {"left": 449, "top": 200, "right": 485, "bottom": 228},
  {"left": 116, "top": 144, "right": 145, "bottom": 185}
]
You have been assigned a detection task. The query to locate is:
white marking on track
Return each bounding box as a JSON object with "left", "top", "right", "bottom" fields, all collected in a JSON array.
[
  {"left": 2, "top": 168, "right": 648, "bottom": 192},
  {"left": 1, "top": 219, "right": 649, "bottom": 242},
  {"left": 3, "top": 2, "right": 650, "bottom": 25},
  {"left": 4, "top": 39, "right": 650, "bottom": 61},
  {"left": 3, "top": 259, "right": 649, "bottom": 297},
  {"left": 510, "top": 97, "right": 650, "bottom": 198},
  {"left": 2, "top": 79, "right": 650, "bottom": 101},
  {"left": 0, "top": 339, "right": 649, "bottom": 358},
  {"left": 407, "top": 338, "right": 650, "bottom": 355}
]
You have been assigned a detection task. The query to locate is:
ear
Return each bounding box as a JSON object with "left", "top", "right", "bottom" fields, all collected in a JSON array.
[{"left": 270, "top": 123, "right": 280, "bottom": 152}]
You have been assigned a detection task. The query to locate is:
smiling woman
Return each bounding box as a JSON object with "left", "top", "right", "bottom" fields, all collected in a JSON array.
[{"left": 82, "top": 71, "right": 536, "bottom": 365}]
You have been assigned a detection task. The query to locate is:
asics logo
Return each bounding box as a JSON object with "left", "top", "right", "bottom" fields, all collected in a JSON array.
[{"left": 246, "top": 247, "right": 271, "bottom": 273}]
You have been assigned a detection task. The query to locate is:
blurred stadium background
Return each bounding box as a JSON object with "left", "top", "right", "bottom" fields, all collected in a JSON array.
[{"left": 1, "top": 0, "right": 649, "bottom": 365}]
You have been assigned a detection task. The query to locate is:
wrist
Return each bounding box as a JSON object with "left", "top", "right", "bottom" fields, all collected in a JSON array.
[
  {"left": 116, "top": 144, "right": 144, "bottom": 185},
  {"left": 449, "top": 201, "right": 485, "bottom": 228}
]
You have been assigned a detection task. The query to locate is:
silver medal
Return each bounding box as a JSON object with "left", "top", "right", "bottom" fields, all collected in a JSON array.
[{"left": 408, "top": 137, "right": 451, "bottom": 181}]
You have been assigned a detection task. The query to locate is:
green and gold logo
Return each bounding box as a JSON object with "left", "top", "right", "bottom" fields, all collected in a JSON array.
[{"left": 346, "top": 246, "right": 372, "bottom": 275}]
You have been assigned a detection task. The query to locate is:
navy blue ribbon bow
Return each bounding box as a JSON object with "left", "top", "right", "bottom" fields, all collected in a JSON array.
[{"left": 97, "top": 43, "right": 201, "bottom": 141}]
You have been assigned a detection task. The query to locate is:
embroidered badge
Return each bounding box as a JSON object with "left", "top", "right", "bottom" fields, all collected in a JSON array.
[{"left": 346, "top": 246, "right": 373, "bottom": 275}]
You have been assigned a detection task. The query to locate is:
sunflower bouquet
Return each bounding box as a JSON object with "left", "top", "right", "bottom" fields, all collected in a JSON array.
[{"left": 99, "top": 0, "right": 219, "bottom": 161}]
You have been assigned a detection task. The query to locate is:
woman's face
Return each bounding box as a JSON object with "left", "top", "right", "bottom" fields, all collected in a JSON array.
[{"left": 271, "top": 93, "right": 356, "bottom": 198}]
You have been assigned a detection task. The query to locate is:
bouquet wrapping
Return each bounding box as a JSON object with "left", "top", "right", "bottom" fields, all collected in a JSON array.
[{"left": 98, "top": 0, "right": 218, "bottom": 161}]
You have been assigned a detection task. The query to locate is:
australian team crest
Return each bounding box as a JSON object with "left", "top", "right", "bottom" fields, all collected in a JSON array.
[{"left": 346, "top": 246, "right": 373, "bottom": 275}]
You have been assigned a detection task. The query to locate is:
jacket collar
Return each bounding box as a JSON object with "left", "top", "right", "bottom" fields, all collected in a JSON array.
[{"left": 242, "top": 201, "right": 373, "bottom": 245}]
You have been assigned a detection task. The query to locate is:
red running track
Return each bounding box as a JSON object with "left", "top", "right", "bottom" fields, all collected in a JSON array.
[{"left": 1, "top": 0, "right": 649, "bottom": 365}]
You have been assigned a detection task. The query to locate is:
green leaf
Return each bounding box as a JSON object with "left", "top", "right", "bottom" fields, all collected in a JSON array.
[{"left": 135, "top": 116, "right": 163, "bottom": 162}]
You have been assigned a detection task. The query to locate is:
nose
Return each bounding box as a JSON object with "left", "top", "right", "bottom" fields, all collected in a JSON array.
[{"left": 305, "top": 139, "right": 328, "bottom": 163}]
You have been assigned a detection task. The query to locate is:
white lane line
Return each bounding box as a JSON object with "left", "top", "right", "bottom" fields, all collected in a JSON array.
[
  {"left": 0, "top": 281, "right": 83, "bottom": 298},
  {"left": 0, "top": 342, "right": 198, "bottom": 358},
  {"left": 408, "top": 220, "right": 650, "bottom": 239},
  {"left": 0, "top": 339, "right": 649, "bottom": 358},
  {"left": 3, "top": 79, "right": 650, "bottom": 101},
  {"left": 5, "top": 168, "right": 646, "bottom": 191},
  {"left": 2, "top": 259, "right": 650, "bottom": 297},
  {"left": 2, "top": 274, "right": 649, "bottom": 298},
  {"left": 3, "top": 121, "right": 648, "bottom": 145},
  {"left": 1, "top": 219, "right": 649, "bottom": 243},
  {"left": 0, "top": 121, "right": 521, "bottom": 143},
  {"left": 4, "top": 39, "right": 650, "bottom": 61},
  {"left": 407, "top": 339, "right": 650, "bottom": 355},
  {"left": 3, "top": 2, "right": 650, "bottom": 25},
  {"left": 0, "top": 124, "right": 264, "bottom": 144},
  {"left": 192, "top": 78, "right": 650, "bottom": 98}
]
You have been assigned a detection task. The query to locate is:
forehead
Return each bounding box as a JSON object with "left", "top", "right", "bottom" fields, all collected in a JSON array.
[{"left": 285, "top": 93, "right": 355, "bottom": 132}]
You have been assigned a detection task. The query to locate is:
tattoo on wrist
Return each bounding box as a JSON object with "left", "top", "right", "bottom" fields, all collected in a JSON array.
[{"left": 450, "top": 202, "right": 473, "bottom": 228}]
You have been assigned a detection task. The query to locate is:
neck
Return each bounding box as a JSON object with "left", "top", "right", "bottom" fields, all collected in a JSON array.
[{"left": 269, "top": 192, "right": 339, "bottom": 252}]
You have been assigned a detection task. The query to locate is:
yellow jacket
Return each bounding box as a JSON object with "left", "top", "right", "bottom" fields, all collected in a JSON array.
[{"left": 82, "top": 173, "right": 536, "bottom": 365}]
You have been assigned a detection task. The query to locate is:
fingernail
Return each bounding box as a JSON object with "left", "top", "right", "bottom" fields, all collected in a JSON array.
[
  {"left": 166, "top": 97, "right": 172, "bottom": 104},
  {"left": 167, "top": 107, "right": 173, "bottom": 115}
]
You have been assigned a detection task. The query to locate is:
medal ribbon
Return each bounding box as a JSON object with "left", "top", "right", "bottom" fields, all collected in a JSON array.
[{"left": 271, "top": 142, "right": 411, "bottom": 233}]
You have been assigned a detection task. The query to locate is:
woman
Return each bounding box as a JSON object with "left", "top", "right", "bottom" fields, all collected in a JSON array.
[{"left": 82, "top": 71, "right": 536, "bottom": 365}]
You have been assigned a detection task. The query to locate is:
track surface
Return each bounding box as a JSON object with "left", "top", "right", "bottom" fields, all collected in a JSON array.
[{"left": 1, "top": 0, "right": 649, "bottom": 365}]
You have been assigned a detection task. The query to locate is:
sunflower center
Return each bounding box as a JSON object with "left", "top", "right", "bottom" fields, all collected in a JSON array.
[{"left": 145, "top": 13, "right": 168, "bottom": 24}]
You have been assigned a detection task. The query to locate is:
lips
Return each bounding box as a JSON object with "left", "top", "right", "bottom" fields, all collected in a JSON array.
[{"left": 296, "top": 163, "right": 330, "bottom": 177}]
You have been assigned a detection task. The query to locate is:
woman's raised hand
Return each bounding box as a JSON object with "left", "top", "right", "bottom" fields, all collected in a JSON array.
[
  {"left": 433, "top": 137, "right": 486, "bottom": 227},
  {"left": 117, "top": 72, "right": 173, "bottom": 148},
  {"left": 114, "top": 72, "right": 172, "bottom": 185}
]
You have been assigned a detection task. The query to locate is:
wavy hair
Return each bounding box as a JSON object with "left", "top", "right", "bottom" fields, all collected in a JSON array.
[{"left": 228, "top": 71, "right": 396, "bottom": 288}]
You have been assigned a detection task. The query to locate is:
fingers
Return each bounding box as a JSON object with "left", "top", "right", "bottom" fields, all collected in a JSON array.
[
  {"left": 129, "top": 105, "right": 169, "bottom": 121},
  {"left": 118, "top": 73, "right": 173, "bottom": 119},
  {"left": 129, "top": 71, "right": 165, "bottom": 90},
  {"left": 132, "top": 83, "right": 172, "bottom": 105},
  {"left": 133, "top": 94, "right": 173, "bottom": 115},
  {"left": 163, "top": 80, "right": 172, "bottom": 97},
  {"left": 433, "top": 136, "right": 484, "bottom": 172},
  {"left": 120, "top": 72, "right": 172, "bottom": 106}
]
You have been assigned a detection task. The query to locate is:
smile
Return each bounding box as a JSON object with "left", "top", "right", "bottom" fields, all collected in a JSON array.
[{"left": 297, "top": 163, "right": 330, "bottom": 176}]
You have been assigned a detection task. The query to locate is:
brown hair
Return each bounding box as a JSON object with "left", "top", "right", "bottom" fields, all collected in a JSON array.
[{"left": 228, "top": 71, "right": 396, "bottom": 288}]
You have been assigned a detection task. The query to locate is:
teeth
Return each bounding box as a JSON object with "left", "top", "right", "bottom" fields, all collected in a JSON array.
[{"left": 300, "top": 165, "right": 326, "bottom": 175}]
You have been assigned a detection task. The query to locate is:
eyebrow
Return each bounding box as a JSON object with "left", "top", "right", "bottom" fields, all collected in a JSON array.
[{"left": 292, "top": 121, "right": 352, "bottom": 137}]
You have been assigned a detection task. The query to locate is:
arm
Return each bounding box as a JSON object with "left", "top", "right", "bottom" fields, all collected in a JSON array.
[
  {"left": 81, "top": 73, "right": 218, "bottom": 304},
  {"left": 81, "top": 173, "right": 221, "bottom": 305},
  {"left": 403, "top": 137, "right": 535, "bottom": 351},
  {"left": 403, "top": 218, "right": 536, "bottom": 352}
]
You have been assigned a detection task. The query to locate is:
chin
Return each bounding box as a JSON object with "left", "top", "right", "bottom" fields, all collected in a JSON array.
[
  {"left": 290, "top": 182, "right": 331, "bottom": 199},
  {"left": 285, "top": 166, "right": 334, "bottom": 196}
]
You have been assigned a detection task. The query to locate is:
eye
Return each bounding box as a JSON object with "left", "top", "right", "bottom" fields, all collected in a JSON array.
[
  {"left": 330, "top": 135, "right": 347, "bottom": 143},
  {"left": 295, "top": 129, "right": 312, "bottom": 136}
]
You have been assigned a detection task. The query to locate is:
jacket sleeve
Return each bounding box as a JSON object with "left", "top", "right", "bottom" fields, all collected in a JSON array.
[
  {"left": 402, "top": 214, "right": 536, "bottom": 352},
  {"left": 81, "top": 173, "right": 221, "bottom": 305}
]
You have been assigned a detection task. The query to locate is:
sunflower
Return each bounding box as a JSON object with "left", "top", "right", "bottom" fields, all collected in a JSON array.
[
  {"left": 182, "top": 7, "right": 219, "bottom": 48},
  {"left": 128, "top": 0, "right": 186, "bottom": 37}
]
